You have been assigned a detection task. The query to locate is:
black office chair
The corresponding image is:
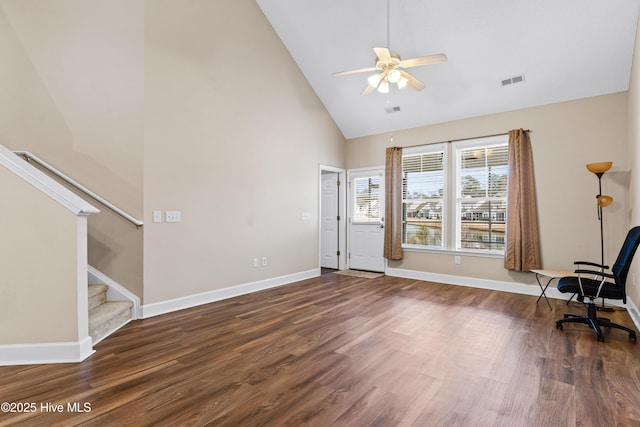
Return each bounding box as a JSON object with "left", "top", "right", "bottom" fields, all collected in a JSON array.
[{"left": 556, "top": 226, "right": 640, "bottom": 342}]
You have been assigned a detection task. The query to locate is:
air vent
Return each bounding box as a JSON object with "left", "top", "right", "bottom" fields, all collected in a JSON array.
[
  {"left": 501, "top": 74, "right": 525, "bottom": 87},
  {"left": 385, "top": 105, "right": 401, "bottom": 114}
]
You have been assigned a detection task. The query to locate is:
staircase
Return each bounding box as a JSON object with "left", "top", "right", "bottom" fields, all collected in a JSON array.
[{"left": 88, "top": 284, "right": 133, "bottom": 344}]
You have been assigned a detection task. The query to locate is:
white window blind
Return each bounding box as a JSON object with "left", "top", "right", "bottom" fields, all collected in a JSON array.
[
  {"left": 352, "top": 176, "right": 380, "bottom": 223},
  {"left": 455, "top": 141, "right": 508, "bottom": 252},
  {"left": 399, "top": 135, "right": 509, "bottom": 254},
  {"left": 402, "top": 147, "right": 445, "bottom": 248}
]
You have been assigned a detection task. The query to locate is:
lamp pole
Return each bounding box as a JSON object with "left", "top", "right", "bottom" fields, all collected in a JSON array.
[
  {"left": 595, "top": 171, "right": 614, "bottom": 312},
  {"left": 585, "top": 162, "right": 613, "bottom": 311},
  {"left": 596, "top": 172, "right": 605, "bottom": 268}
]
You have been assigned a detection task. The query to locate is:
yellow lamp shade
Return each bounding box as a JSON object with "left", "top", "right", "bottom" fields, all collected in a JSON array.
[
  {"left": 597, "top": 195, "right": 613, "bottom": 207},
  {"left": 586, "top": 162, "right": 613, "bottom": 174}
]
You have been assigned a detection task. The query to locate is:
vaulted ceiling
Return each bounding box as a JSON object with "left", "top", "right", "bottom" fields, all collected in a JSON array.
[{"left": 256, "top": 0, "right": 640, "bottom": 139}]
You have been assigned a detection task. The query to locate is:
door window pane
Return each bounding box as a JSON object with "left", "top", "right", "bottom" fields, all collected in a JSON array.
[{"left": 353, "top": 177, "right": 380, "bottom": 223}]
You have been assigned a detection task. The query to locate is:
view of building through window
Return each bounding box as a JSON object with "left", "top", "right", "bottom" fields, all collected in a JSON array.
[
  {"left": 403, "top": 149, "right": 445, "bottom": 247},
  {"left": 457, "top": 144, "right": 508, "bottom": 251},
  {"left": 402, "top": 137, "right": 509, "bottom": 252},
  {"left": 353, "top": 176, "right": 381, "bottom": 223}
]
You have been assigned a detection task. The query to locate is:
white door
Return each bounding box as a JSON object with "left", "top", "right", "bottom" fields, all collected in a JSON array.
[
  {"left": 349, "top": 169, "right": 385, "bottom": 272},
  {"left": 321, "top": 172, "right": 340, "bottom": 269}
]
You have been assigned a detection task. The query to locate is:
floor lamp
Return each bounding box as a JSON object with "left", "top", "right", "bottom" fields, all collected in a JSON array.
[{"left": 586, "top": 161, "right": 614, "bottom": 311}]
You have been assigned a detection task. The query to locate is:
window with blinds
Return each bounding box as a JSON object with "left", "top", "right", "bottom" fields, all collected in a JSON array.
[
  {"left": 352, "top": 176, "right": 381, "bottom": 223},
  {"left": 400, "top": 135, "right": 509, "bottom": 254},
  {"left": 402, "top": 146, "right": 445, "bottom": 248},
  {"left": 455, "top": 141, "right": 508, "bottom": 252}
]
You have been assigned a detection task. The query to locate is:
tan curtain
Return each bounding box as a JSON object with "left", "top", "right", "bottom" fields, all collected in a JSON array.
[
  {"left": 384, "top": 147, "right": 403, "bottom": 260},
  {"left": 504, "top": 129, "right": 542, "bottom": 271}
]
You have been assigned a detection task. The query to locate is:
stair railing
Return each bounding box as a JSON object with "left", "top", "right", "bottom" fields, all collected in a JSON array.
[{"left": 14, "top": 151, "right": 144, "bottom": 228}]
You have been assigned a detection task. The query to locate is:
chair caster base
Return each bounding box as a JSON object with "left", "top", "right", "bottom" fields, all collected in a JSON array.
[
  {"left": 556, "top": 309, "right": 638, "bottom": 343},
  {"left": 556, "top": 321, "right": 562, "bottom": 331}
]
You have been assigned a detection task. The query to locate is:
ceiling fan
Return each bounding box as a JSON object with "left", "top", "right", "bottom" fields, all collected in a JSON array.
[
  {"left": 332, "top": 0, "right": 447, "bottom": 96},
  {"left": 333, "top": 48, "right": 447, "bottom": 95}
]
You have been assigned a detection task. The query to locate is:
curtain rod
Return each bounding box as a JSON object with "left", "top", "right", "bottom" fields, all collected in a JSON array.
[{"left": 394, "top": 129, "right": 531, "bottom": 149}]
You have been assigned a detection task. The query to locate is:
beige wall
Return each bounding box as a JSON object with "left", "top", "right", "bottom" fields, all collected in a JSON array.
[
  {"left": 627, "top": 14, "right": 640, "bottom": 305},
  {"left": 0, "top": 166, "right": 81, "bottom": 344},
  {"left": 0, "top": 0, "right": 344, "bottom": 309},
  {"left": 142, "top": 0, "right": 345, "bottom": 303},
  {"left": 0, "top": 0, "right": 634, "bottom": 315},
  {"left": 0, "top": 0, "right": 144, "bottom": 297},
  {"left": 347, "top": 93, "right": 629, "bottom": 286}
]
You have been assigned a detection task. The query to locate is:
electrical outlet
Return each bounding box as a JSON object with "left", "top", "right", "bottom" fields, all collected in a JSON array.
[
  {"left": 253, "top": 258, "right": 259, "bottom": 268},
  {"left": 454, "top": 256, "right": 461, "bottom": 265},
  {"left": 262, "top": 256, "right": 267, "bottom": 267}
]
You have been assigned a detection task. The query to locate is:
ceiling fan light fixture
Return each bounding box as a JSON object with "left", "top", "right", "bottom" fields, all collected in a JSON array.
[
  {"left": 367, "top": 73, "right": 383, "bottom": 88},
  {"left": 388, "top": 69, "right": 401, "bottom": 83},
  {"left": 397, "top": 76, "right": 408, "bottom": 89},
  {"left": 377, "top": 79, "right": 390, "bottom": 93}
]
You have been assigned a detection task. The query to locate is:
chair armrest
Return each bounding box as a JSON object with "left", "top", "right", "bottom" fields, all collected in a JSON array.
[
  {"left": 574, "top": 269, "right": 615, "bottom": 279},
  {"left": 574, "top": 269, "right": 615, "bottom": 299},
  {"left": 574, "top": 261, "right": 610, "bottom": 270}
]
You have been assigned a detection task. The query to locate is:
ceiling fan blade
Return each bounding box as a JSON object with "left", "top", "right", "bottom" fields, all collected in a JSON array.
[
  {"left": 399, "top": 53, "right": 448, "bottom": 69},
  {"left": 361, "top": 84, "right": 376, "bottom": 96},
  {"left": 400, "top": 70, "right": 425, "bottom": 91},
  {"left": 333, "top": 66, "right": 378, "bottom": 77},
  {"left": 373, "top": 47, "right": 391, "bottom": 62}
]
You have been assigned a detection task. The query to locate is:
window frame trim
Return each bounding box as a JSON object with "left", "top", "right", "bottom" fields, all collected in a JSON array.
[
  {"left": 400, "top": 135, "right": 509, "bottom": 255},
  {"left": 402, "top": 142, "right": 448, "bottom": 250},
  {"left": 453, "top": 136, "right": 508, "bottom": 254}
]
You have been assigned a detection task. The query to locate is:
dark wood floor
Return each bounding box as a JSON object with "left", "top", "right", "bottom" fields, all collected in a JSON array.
[{"left": 2, "top": 273, "right": 640, "bottom": 426}]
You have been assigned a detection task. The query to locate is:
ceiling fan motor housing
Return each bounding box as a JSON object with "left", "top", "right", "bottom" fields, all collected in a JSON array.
[{"left": 376, "top": 52, "right": 402, "bottom": 71}]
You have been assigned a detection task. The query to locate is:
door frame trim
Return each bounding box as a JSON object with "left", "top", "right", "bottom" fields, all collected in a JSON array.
[{"left": 319, "top": 165, "right": 347, "bottom": 271}]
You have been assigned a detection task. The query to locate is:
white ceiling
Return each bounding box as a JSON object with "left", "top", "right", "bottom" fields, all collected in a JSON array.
[{"left": 256, "top": 0, "right": 640, "bottom": 139}]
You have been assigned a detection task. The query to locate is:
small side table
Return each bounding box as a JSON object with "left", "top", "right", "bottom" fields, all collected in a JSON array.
[{"left": 530, "top": 269, "right": 578, "bottom": 310}]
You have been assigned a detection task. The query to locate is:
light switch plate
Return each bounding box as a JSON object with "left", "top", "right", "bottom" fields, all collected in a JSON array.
[
  {"left": 153, "top": 211, "right": 162, "bottom": 223},
  {"left": 166, "top": 210, "right": 181, "bottom": 223}
]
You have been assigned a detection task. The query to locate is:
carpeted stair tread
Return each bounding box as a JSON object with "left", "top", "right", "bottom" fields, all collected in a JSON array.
[
  {"left": 89, "top": 301, "right": 133, "bottom": 343},
  {"left": 88, "top": 284, "right": 108, "bottom": 298},
  {"left": 88, "top": 284, "right": 108, "bottom": 310},
  {"left": 89, "top": 301, "right": 132, "bottom": 326}
]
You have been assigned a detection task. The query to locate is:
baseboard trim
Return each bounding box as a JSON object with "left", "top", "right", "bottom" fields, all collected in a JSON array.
[
  {"left": 385, "top": 267, "right": 640, "bottom": 330},
  {"left": 0, "top": 336, "right": 94, "bottom": 366},
  {"left": 140, "top": 268, "right": 321, "bottom": 319},
  {"left": 625, "top": 298, "right": 640, "bottom": 332},
  {"left": 386, "top": 266, "right": 563, "bottom": 297}
]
